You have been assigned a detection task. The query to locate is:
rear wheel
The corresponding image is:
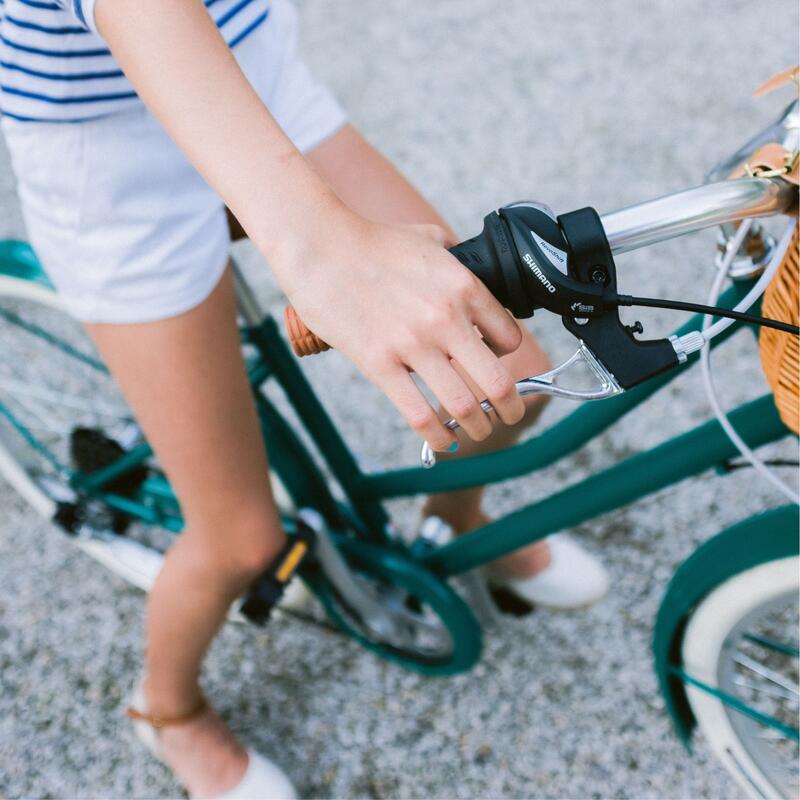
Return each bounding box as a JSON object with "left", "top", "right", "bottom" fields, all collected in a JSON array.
[{"left": 682, "top": 556, "right": 799, "bottom": 799}]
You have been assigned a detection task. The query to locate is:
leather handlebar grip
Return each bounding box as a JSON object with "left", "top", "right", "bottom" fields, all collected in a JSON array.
[{"left": 284, "top": 305, "right": 331, "bottom": 357}]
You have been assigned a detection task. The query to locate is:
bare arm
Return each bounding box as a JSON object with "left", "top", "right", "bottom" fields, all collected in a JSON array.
[
  {"left": 94, "top": 0, "right": 525, "bottom": 449},
  {"left": 95, "top": 0, "right": 337, "bottom": 269}
]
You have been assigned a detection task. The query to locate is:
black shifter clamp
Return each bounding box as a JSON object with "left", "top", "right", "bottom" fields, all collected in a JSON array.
[{"left": 558, "top": 207, "right": 679, "bottom": 389}]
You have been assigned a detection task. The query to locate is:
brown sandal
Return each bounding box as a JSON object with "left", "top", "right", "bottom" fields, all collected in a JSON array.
[
  {"left": 126, "top": 678, "right": 297, "bottom": 798},
  {"left": 127, "top": 679, "right": 207, "bottom": 761},
  {"left": 127, "top": 696, "right": 207, "bottom": 729}
]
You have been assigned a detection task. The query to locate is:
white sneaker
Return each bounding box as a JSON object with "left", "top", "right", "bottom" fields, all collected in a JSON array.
[
  {"left": 128, "top": 680, "right": 297, "bottom": 799},
  {"left": 489, "top": 534, "right": 609, "bottom": 610}
]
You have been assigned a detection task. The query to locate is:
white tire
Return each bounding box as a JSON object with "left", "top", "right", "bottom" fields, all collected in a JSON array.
[
  {"left": 0, "top": 276, "right": 64, "bottom": 519},
  {"left": 681, "top": 556, "right": 799, "bottom": 799}
]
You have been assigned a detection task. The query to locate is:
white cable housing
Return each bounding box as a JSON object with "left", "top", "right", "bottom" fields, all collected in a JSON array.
[{"left": 700, "top": 219, "right": 798, "bottom": 503}]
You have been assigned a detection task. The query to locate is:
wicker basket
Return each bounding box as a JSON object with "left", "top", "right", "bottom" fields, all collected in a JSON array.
[{"left": 759, "top": 223, "right": 799, "bottom": 434}]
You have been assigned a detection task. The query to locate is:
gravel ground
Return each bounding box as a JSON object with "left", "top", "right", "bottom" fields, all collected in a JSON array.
[{"left": 1, "top": 1, "right": 798, "bottom": 798}]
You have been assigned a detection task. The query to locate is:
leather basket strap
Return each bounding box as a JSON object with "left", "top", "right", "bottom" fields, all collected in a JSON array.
[{"left": 754, "top": 65, "right": 799, "bottom": 97}]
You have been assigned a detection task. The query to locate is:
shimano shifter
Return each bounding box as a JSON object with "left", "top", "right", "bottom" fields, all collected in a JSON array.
[{"left": 448, "top": 201, "right": 606, "bottom": 319}]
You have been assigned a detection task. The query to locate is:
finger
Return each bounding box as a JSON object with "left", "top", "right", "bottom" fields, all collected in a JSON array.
[
  {"left": 413, "top": 354, "right": 493, "bottom": 442},
  {"left": 377, "top": 366, "right": 457, "bottom": 451},
  {"left": 470, "top": 292, "right": 522, "bottom": 357},
  {"left": 447, "top": 335, "right": 525, "bottom": 426}
]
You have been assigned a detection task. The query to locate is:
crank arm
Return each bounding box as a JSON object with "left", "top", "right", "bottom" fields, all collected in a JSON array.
[
  {"left": 297, "top": 509, "right": 401, "bottom": 640},
  {"left": 420, "top": 342, "right": 623, "bottom": 468}
]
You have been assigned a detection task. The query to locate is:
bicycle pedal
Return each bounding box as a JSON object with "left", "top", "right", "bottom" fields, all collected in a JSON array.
[
  {"left": 70, "top": 427, "right": 149, "bottom": 497},
  {"left": 55, "top": 496, "right": 130, "bottom": 536},
  {"left": 240, "top": 520, "right": 317, "bottom": 626}
]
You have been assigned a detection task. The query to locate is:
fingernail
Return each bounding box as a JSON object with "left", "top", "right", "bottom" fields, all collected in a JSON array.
[{"left": 447, "top": 441, "right": 459, "bottom": 452}]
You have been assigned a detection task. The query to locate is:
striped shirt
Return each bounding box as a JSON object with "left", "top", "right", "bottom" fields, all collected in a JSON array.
[{"left": 0, "top": 0, "right": 270, "bottom": 122}]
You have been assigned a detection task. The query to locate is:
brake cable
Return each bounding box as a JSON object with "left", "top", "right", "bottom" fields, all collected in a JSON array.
[
  {"left": 699, "top": 219, "right": 799, "bottom": 504},
  {"left": 613, "top": 294, "right": 799, "bottom": 335}
]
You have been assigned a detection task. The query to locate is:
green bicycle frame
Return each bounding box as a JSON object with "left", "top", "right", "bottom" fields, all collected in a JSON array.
[
  {"left": 1, "top": 241, "right": 796, "bottom": 714},
  {"left": 64, "top": 275, "right": 792, "bottom": 583}
]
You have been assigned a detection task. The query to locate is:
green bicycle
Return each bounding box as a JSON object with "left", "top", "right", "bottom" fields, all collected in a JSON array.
[{"left": 0, "top": 95, "right": 797, "bottom": 797}]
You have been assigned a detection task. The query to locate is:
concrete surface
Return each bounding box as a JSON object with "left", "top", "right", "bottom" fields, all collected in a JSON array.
[{"left": 1, "top": 1, "right": 798, "bottom": 798}]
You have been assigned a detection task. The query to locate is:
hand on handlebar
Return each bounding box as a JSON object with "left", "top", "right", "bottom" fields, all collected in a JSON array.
[
  {"left": 284, "top": 189, "right": 799, "bottom": 458},
  {"left": 282, "top": 218, "right": 526, "bottom": 451}
]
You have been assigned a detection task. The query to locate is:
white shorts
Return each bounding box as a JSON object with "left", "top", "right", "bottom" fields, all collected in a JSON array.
[{"left": 1, "top": 0, "right": 346, "bottom": 323}]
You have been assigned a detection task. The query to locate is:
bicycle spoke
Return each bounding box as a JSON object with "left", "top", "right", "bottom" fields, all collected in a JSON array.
[
  {"left": 734, "top": 652, "right": 799, "bottom": 696},
  {"left": 2, "top": 392, "right": 65, "bottom": 437},
  {"left": 0, "top": 307, "right": 106, "bottom": 373},
  {"left": 734, "top": 677, "right": 799, "bottom": 702},
  {"left": 744, "top": 633, "right": 800, "bottom": 658},
  {"left": 706, "top": 587, "right": 800, "bottom": 799},
  {"left": 758, "top": 730, "right": 792, "bottom": 741},
  {"left": 0, "top": 295, "right": 131, "bottom": 488},
  {"left": 0, "top": 378, "right": 125, "bottom": 420},
  {"left": 0, "top": 398, "right": 68, "bottom": 473}
]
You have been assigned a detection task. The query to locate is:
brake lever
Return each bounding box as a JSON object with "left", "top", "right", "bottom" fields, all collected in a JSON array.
[{"left": 420, "top": 342, "right": 622, "bottom": 468}]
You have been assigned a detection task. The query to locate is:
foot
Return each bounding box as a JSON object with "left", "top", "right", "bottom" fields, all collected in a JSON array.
[
  {"left": 419, "top": 512, "right": 608, "bottom": 610},
  {"left": 130, "top": 680, "right": 295, "bottom": 799},
  {"left": 156, "top": 704, "right": 249, "bottom": 798},
  {"left": 487, "top": 534, "right": 609, "bottom": 610}
]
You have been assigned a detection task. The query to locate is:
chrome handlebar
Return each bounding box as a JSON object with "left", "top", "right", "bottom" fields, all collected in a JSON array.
[{"left": 604, "top": 97, "right": 797, "bottom": 254}]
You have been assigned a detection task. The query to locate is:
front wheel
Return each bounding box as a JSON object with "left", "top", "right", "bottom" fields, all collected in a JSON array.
[{"left": 681, "top": 556, "right": 799, "bottom": 799}]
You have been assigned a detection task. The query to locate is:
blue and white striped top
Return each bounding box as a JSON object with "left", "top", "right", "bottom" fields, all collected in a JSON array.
[{"left": 0, "top": 0, "right": 270, "bottom": 122}]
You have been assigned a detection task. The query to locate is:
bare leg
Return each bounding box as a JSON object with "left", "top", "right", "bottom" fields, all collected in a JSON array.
[
  {"left": 309, "top": 125, "right": 552, "bottom": 575},
  {"left": 86, "top": 268, "right": 284, "bottom": 797}
]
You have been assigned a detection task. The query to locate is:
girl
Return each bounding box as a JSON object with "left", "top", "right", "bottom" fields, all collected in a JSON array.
[{"left": 0, "top": 0, "right": 607, "bottom": 795}]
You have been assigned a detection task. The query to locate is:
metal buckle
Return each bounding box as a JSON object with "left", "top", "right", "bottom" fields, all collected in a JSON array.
[
  {"left": 420, "top": 342, "right": 623, "bottom": 468},
  {"left": 746, "top": 149, "right": 799, "bottom": 179}
]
